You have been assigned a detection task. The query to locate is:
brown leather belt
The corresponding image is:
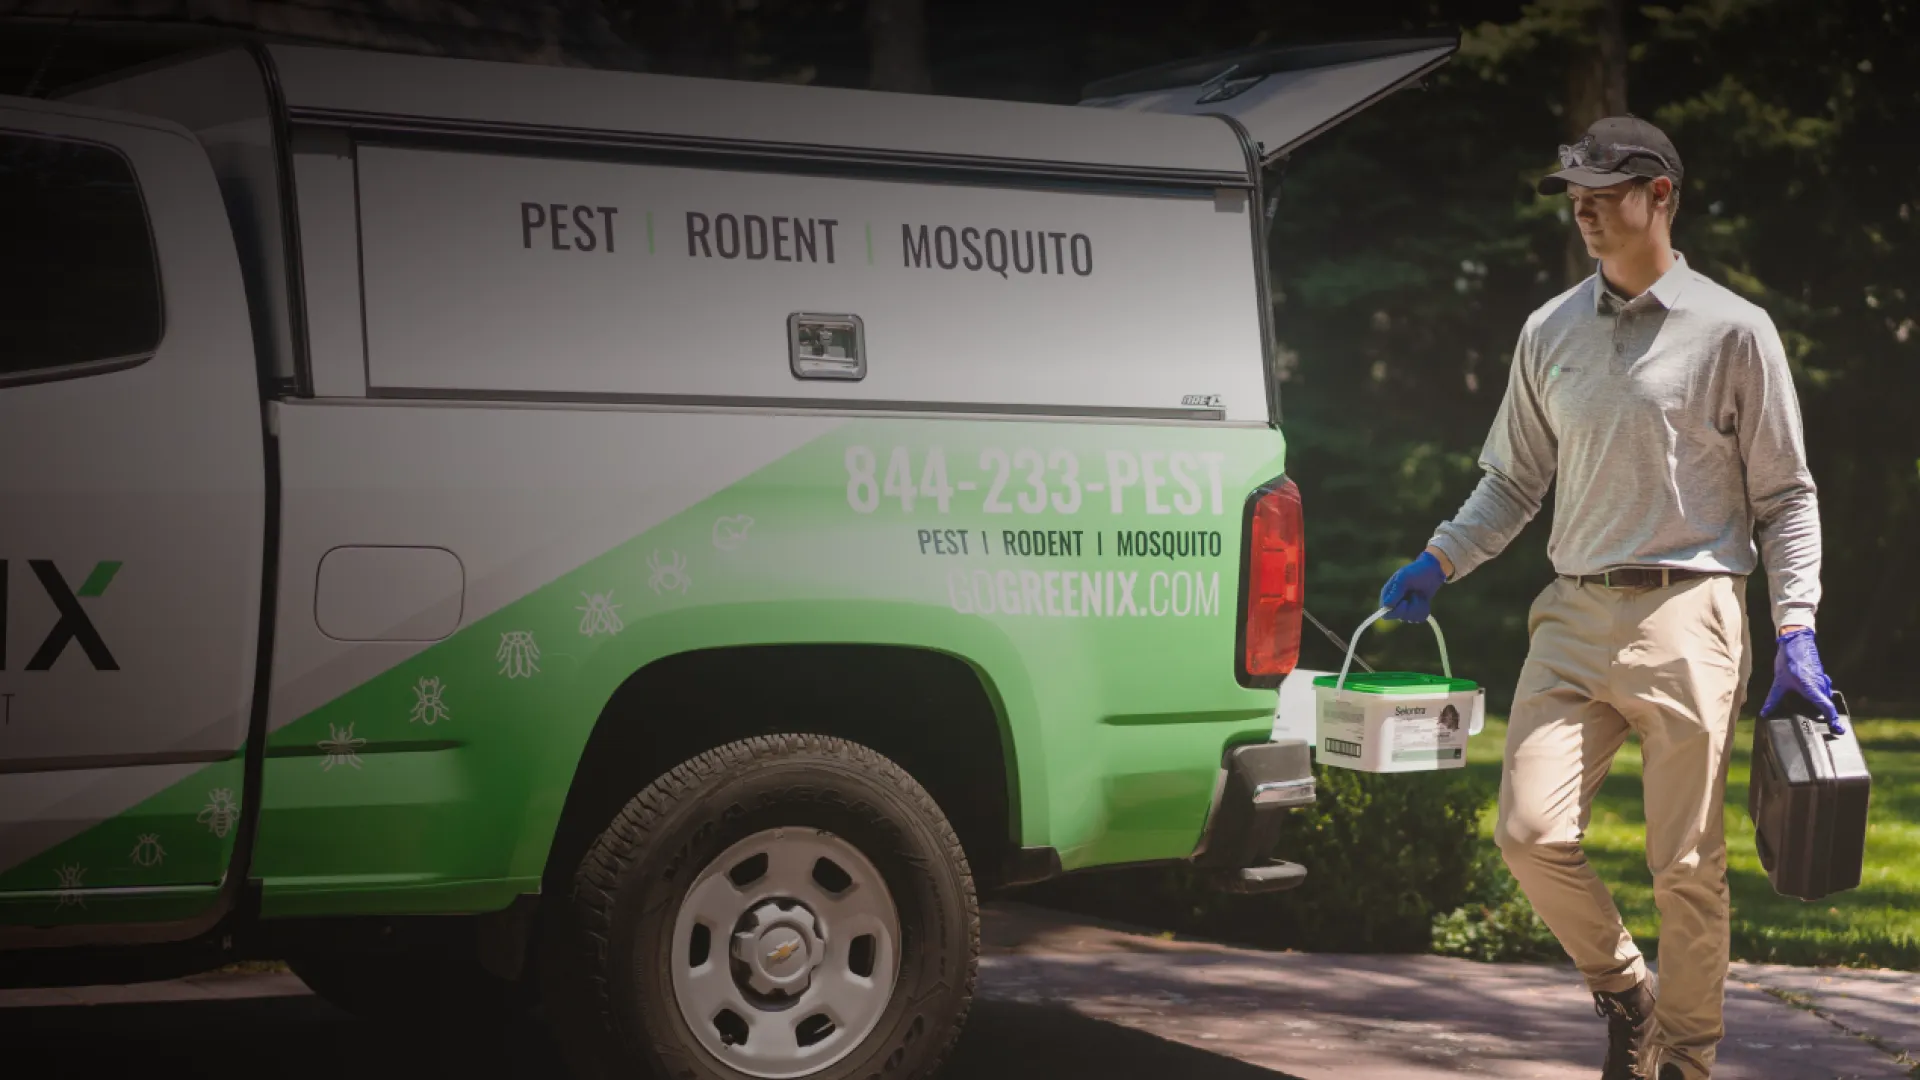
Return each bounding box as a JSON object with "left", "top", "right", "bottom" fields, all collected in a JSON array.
[{"left": 1562, "top": 567, "right": 1718, "bottom": 589}]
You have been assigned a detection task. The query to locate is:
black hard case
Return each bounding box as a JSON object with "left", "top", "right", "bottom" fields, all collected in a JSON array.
[{"left": 1747, "top": 696, "right": 1871, "bottom": 902}]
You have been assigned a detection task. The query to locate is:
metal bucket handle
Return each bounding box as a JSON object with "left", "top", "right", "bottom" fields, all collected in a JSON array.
[{"left": 1335, "top": 606, "right": 1452, "bottom": 697}]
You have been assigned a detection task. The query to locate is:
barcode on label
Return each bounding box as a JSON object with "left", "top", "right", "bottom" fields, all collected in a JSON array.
[{"left": 1324, "top": 737, "right": 1362, "bottom": 758}]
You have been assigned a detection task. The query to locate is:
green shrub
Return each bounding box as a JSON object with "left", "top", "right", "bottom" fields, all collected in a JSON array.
[
  {"left": 1431, "top": 847, "right": 1566, "bottom": 963},
  {"left": 1015, "top": 763, "right": 1494, "bottom": 954}
]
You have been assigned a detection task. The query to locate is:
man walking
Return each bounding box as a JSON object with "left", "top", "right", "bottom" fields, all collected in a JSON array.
[{"left": 1377, "top": 117, "right": 1840, "bottom": 1080}]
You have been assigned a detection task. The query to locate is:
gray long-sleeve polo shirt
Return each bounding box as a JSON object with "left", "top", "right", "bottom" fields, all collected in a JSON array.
[{"left": 1428, "top": 253, "right": 1823, "bottom": 633}]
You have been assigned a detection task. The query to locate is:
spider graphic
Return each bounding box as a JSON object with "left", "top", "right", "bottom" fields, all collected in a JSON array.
[{"left": 648, "top": 550, "right": 691, "bottom": 596}]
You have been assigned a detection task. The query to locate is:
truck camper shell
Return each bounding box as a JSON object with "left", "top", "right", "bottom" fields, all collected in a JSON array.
[{"left": 62, "top": 35, "right": 1456, "bottom": 426}]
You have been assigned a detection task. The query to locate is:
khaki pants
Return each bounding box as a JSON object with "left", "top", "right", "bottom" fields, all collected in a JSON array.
[{"left": 1496, "top": 575, "right": 1751, "bottom": 1080}]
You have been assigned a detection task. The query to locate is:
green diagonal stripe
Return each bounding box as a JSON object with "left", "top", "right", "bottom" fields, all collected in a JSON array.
[{"left": 78, "top": 561, "right": 122, "bottom": 598}]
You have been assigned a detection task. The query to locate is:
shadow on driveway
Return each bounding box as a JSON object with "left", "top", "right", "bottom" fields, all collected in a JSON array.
[{"left": 0, "top": 986, "right": 1303, "bottom": 1080}]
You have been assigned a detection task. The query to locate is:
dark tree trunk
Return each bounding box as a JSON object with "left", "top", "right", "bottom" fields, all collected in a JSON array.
[
  {"left": 867, "top": 0, "right": 931, "bottom": 93},
  {"left": 1563, "top": 0, "right": 1628, "bottom": 286}
]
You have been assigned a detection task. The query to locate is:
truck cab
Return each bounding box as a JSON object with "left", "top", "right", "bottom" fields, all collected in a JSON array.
[{"left": 0, "top": 33, "right": 1455, "bottom": 1079}]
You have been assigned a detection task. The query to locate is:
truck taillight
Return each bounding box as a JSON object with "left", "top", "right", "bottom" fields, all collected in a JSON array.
[{"left": 1238, "top": 477, "right": 1304, "bottom": 687}]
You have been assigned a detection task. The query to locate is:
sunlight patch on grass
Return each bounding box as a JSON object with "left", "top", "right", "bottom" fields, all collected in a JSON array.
[{"left": 1465, "top": 716, "right": 1920, "bottom": 970}]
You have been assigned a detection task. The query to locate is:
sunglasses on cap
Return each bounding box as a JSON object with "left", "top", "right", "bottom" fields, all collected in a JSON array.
[{"left": 1557, "top": 134, "right": 1676, "bottom": 176}]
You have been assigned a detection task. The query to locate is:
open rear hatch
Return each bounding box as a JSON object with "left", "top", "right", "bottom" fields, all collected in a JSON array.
[{"left": 1078, "top": 33, "right": 1459, "bottom": 166}]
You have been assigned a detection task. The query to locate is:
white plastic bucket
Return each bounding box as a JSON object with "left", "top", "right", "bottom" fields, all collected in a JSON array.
[{"left": 1313, "top": 606, "right": 1485, "bottom": 773}]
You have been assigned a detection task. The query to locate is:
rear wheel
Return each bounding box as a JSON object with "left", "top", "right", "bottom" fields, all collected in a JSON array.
[{"left": 546, "top": 734, "right": 979, "bottom": 1080}]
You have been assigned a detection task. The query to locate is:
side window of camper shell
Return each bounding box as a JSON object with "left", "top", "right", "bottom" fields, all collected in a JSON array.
[{"left": 0, "top": 131, "right": 162, "bottom": 387}]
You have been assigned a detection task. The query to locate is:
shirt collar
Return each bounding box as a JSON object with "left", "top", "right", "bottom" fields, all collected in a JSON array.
[{"left": 1593, "top": 251, "right": 1692, "bottom": 314}]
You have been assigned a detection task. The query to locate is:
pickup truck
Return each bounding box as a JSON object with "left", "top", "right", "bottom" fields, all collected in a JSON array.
[{"left": 0, "top": 33, "right": 1456, "bottom": 1079}]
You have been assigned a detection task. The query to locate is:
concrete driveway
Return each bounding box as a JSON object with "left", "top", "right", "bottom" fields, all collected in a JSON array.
[{"left": 5, "top": 902, "right": 1915, "bottom": 1079}]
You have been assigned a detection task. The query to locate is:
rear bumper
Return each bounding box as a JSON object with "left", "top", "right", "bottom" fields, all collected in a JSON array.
[{"left": 1189, "top": 739, "right": 1316, "bottom": 893}]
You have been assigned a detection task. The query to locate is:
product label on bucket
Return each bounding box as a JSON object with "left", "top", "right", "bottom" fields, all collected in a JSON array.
[
  {"left": 1390, "top": 702, "right": 1468, "bottom": 763},
  {"left": 1320, "top": 701, "right": 1365, "bottom": 758},
  {"left": 1315, "top": 686, "right": 1478, "bottom": 772}
]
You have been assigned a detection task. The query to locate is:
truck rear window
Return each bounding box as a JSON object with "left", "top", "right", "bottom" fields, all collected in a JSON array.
[{"left": 0, "top": 131, "right": 161, "bottom": 384}]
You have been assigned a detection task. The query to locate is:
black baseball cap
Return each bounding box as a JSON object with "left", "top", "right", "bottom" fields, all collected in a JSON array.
[{"left": 1538, "top": 116, "right": 1684, "bottom": 195}]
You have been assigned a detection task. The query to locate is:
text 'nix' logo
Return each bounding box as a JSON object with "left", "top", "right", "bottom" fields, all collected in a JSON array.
[{"left": 1, "top": 560, "right": 122, "bottom": 671}]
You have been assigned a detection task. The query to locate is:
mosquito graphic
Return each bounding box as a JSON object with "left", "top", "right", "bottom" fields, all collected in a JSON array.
[{"left": 318, "top": 722, "right": 367, "bottom": 771}]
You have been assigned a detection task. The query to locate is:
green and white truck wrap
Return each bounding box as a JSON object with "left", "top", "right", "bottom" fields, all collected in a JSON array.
[{"left": 0, "top": 34, "right": 1457, "bottom": 1079}]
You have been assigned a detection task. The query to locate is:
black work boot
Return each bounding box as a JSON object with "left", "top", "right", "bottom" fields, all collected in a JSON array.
[{"left": 1592, "top": 980, "right": 1657, "bottom": 1079}]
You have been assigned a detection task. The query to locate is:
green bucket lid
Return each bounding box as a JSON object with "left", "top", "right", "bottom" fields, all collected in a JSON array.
[{"left": 1313, "top": 670, "right": 1478, "bottom": 695}]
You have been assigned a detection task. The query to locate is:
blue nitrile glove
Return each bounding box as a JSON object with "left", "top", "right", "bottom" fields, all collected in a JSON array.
[
  {"left": 1761, "top": 628, "right": 1845, "bottom": 734},
  {"left": 1380, "top": 551, "right": 1448, "bottom": 624}
]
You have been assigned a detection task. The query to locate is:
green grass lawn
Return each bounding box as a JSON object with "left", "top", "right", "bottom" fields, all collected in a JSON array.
[{"left": 1464, "top": 716, "right": 1920, "bottom": 970}]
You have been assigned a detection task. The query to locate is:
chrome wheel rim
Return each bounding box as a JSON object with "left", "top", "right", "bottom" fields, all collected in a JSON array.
[{"left": 669, "top": 827, "right": 902, "bottom": 1078}]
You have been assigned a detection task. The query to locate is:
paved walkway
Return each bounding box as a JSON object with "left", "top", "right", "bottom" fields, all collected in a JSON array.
[
  {"left": 3, "top": 902, "right": 1914, "bottom": 1079},
  {"left": 975, "top": 903, "right": 1920, "bottom": 1079}
]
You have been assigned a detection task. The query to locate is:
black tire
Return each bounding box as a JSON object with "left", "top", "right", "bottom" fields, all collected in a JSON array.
[{"left": 544, "top": 734, "right": 979, "bottom": 1080}]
